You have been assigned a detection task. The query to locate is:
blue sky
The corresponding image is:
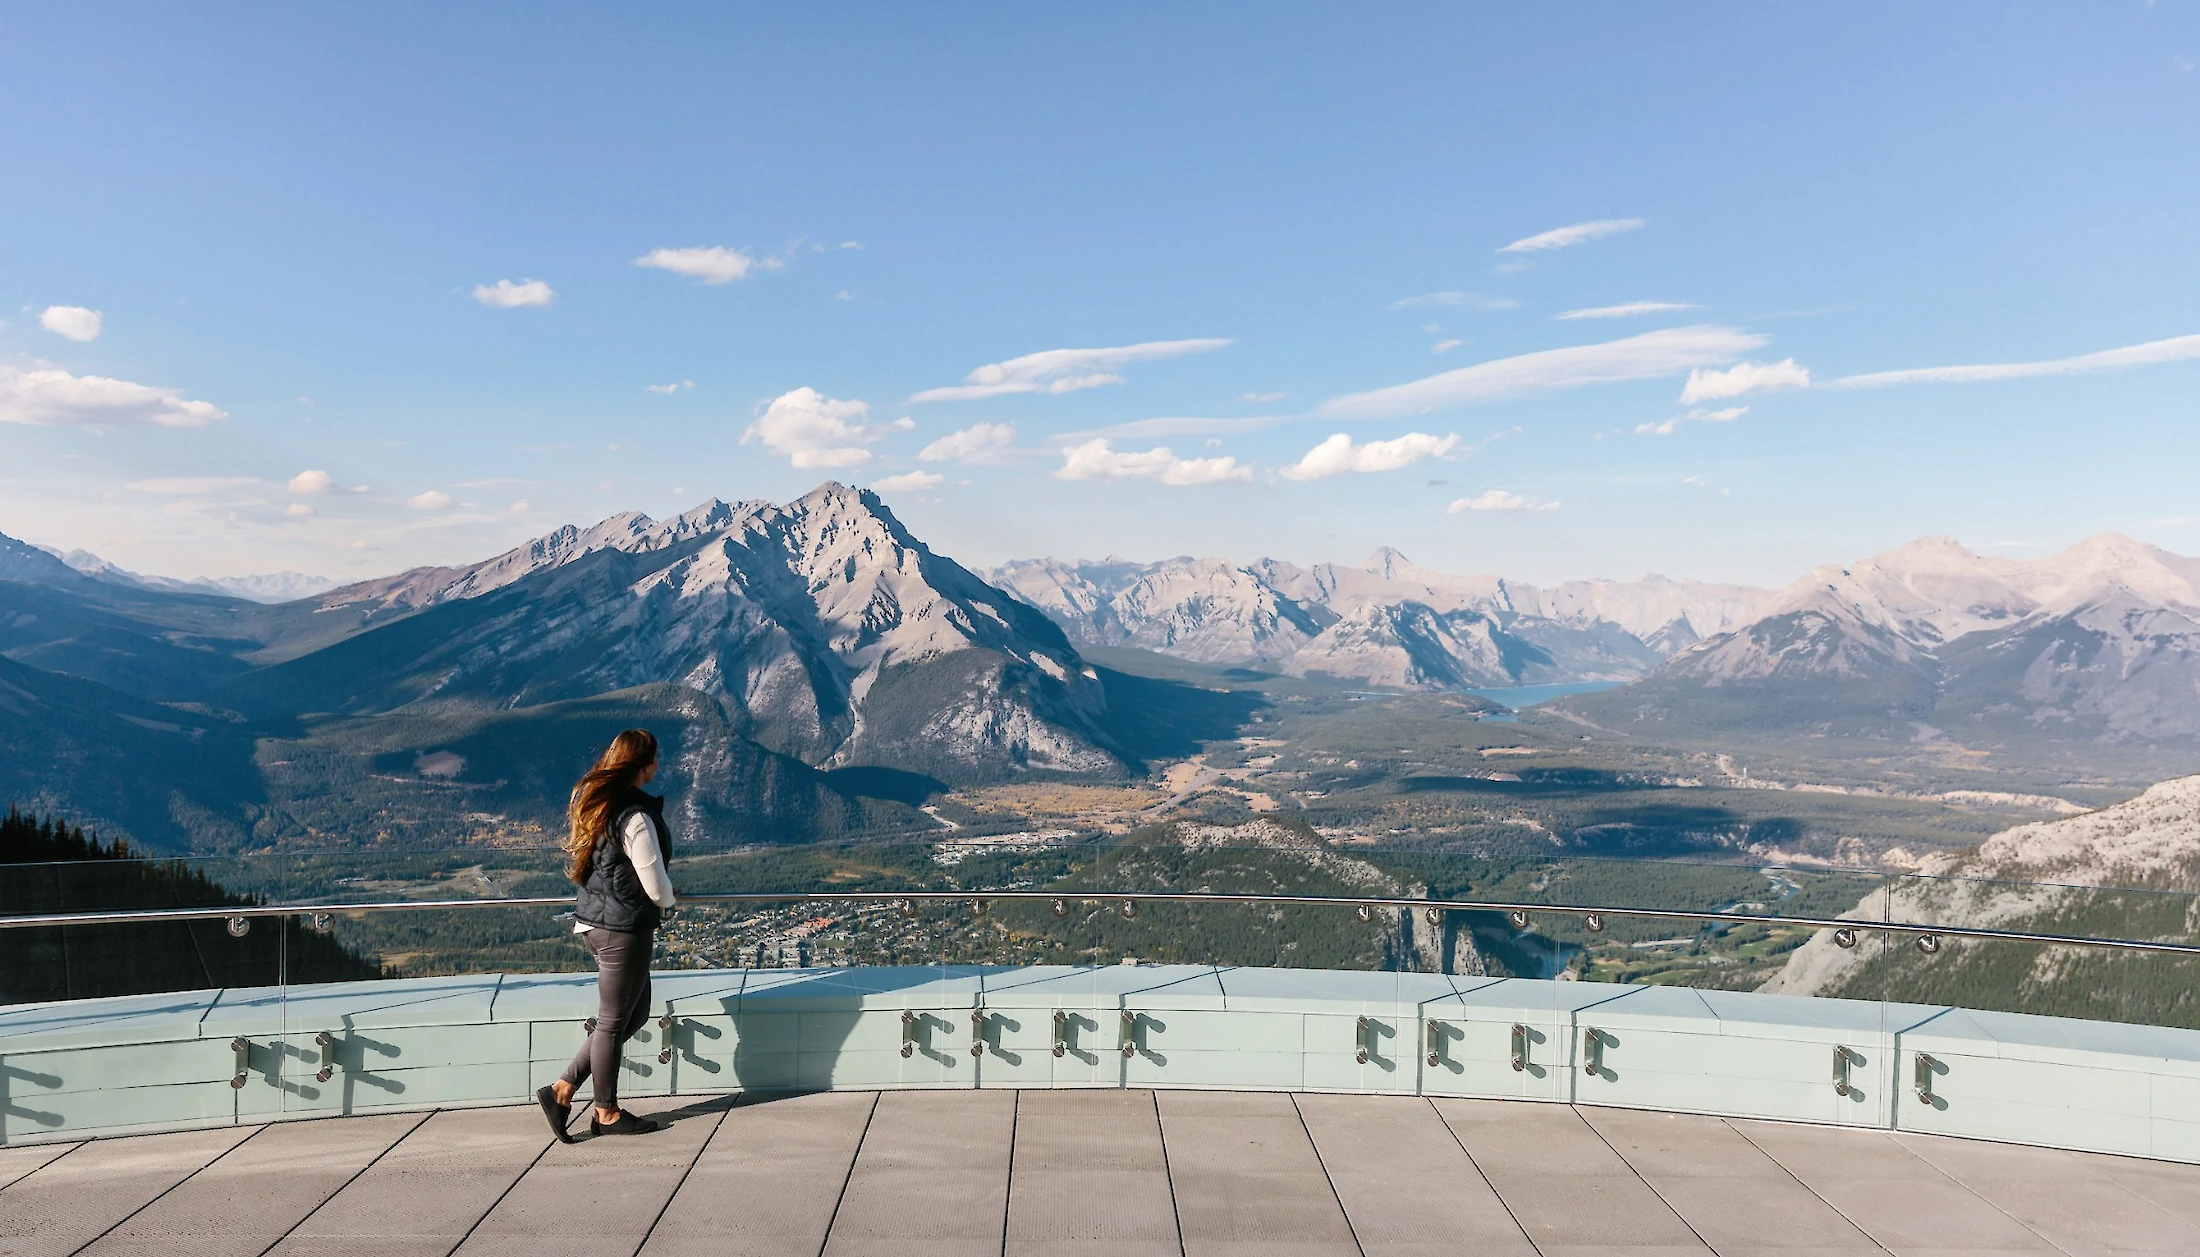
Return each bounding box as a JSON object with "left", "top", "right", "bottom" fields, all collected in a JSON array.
[{"left": 3, "top": 3, "right": 2197, "bottom": 587}]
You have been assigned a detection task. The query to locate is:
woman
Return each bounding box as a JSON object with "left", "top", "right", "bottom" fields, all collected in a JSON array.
[{"left": 536, "top": 728, "right": 677, "bottom": 1141}]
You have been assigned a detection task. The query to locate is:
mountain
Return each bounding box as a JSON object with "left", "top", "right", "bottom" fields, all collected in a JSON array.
[
  {"left": 1565, "top": 534, "right": 2200, "bottom": 751},
  {"left": 45, "top": 548, "right": 341, "bottom": 603},
  {"left": 1763, "top": 774, "right": 2200, "bottom": 1028},
  {"left": 988, "top": 550, "right": 1766, "bottom": 691},
  {"left": 222, "top": 483, "right": 1124, "bottom": 782}
]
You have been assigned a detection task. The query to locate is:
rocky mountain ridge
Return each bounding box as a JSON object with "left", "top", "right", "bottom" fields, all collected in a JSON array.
[
  {"left": 988, "top": 550, "right": 1768, "bottom": 691},
  {"left": 1568, "top": 533, "right": 2200, "bottom": 750}
]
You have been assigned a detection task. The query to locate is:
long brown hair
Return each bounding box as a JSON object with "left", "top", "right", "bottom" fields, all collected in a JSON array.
[{"left": 566, "top": 729, "right": 658, "bottom": 884}]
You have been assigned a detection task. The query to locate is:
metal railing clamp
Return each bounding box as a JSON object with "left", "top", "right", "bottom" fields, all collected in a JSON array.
[{"left": 1915, "top": 1052, "right": 1939, "bottom": 1105}]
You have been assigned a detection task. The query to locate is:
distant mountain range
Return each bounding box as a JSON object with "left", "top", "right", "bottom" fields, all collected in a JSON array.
[
  {"left": 1560, "top": 534, "right": 2200, "bottom": 752},
  {"left": 6, "top": 484, "right": 2197, "bottom": 850},
  {"left": 986, "top": 551, "right": 1766, "bottom": 688},
  {"left": 0, "top": 484, "right": 1192, "bottom": 850}
]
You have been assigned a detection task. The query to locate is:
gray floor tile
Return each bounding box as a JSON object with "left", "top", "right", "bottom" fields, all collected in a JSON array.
[
  {"left": 1157, "top": 1091, "right": 1356, "bottom": 1255},
  {"left": 1582, "top": 1108, "right": 1876, "bottom": 1251},
  {"left": 451, "top": 1096, "right": 726, "bottom": 1257},
  {"left": 0, "top": 1142, "right": 77, "bottom": 1191},
  {"left": 1007, "top": 1089, "right": 1176, "bottom": 1254},
  {"left": 1433, "top": 1098, "right": 1707, "bottom": 1251},
  {"left": 0, "top": 1126, "right": 252, "bottom": 1257},
  {"left": 270, "top": 1106, "right": 550, "bottom": 1257},
  {"left": 1296, "top": 1093, "right": 1535, "bottom": 1254},
  {"left": 642, "top": 1091, "right": 875, "bottom": 1257},
  {"left": 822, "top": 1090, "right": 1014, "bottom": 1256},
  {"left": 1733, "top": 1120, "right": 2053, "bottom": 1253},
  {"left": 2071, "top": 1151, "right": 2200, "bottom": 1229},
  {"left": 81, "top": 1113, "right": 423, "bottom": 1257},
  {"left": 1892, "top": 1132, "right": 2200, "bottom": 1254}
]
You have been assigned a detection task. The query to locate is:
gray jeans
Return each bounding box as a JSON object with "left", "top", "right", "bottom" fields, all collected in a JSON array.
[{"left": 559, "top": 927, "right": 653, "bottom": 1110}]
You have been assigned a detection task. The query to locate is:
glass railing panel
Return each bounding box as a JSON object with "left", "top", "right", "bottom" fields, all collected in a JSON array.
[{"left": 1866, "top": 871, "right": 2200, "bottom": 1030}]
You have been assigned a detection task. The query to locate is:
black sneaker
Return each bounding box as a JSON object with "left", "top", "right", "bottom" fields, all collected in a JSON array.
[
  {"left": 536, "top": 1085, "right": 576, "bottom": 1145},
  {"left": 590, "top": 1109, "right": 662, "bottom": 1136}
]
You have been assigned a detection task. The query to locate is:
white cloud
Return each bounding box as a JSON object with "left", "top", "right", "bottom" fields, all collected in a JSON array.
[
  {"left": 127, "top": 476, "right": 261, "bottom": 494},
  {"left": 1388, "top": 291, "right": 1519, "bottom": 311},
  {"left": 1054, "top": 438, "right": 1251, "bottom": 486},
  {"left": 508, "top": 500, "right": 534, "bottom": 515},
  {"left": 1558, "top": 301, "right": 1700, "bottom": 320},
  {"left": 288, "top": 469, "right": 334, "bottom": 494},
  {"left": 911, "top": 338, "right": 1231, "bottom": 403},
  {"left": 1824, "top": 333, "right": 2200, "bottom": 390},
  {"left": 1447, "top": 489, "right": 1559, "bottom": 513},
  {"left": 1431, "top": 339, "right": 1462, "bottom": 355},
  {"left": 472, "top": 279, "right": 555, "bottom": 308},
  {"left": 0, "top": 364, "right": 227, "bottom": 428},
  {"left": 285, "top": 503, "right": 316, "bottom": 518},
  {"left": 1635, "top": 406, "right": 1748, "bottom": 436},
  {"left": 1678, "top": 358, "right": 1810, "bottom": 403},
  {"left": 39, "top": 306, "right": 103, "bottom": 341},
  {"left": 633, "top": 246, "right": 776, "bottom": 285},
  {"left": 1070, "top": 414, "right": 1290, "bottom": 440},
  {"left": 872, "top": 470, "right": 945, "bottom": 492},
  {"left": 742, "top": 387, "right": 891, "bottom": 469},
  {"left": 1320, "top": 326, "right": 1767, "bottom": 420},
  {"left": 646, "top": 379, "right": 695, "bottom": 395},
  {"left": 1237, "top": 391, "right": 1286, "bottom": 403},
  {"left": 839, "top": 240, "right": 864, "bottom": 250},
  {"left": 1498, "top": 218, "right": 1646, "bottom": 253},
  {"left": 1281, "top": 432, "right": 1460, "bottom": 481},
  {"left": 919, "top": 422, "right": 1018, "bottom": 464},
  {"left": 406, "top": 490, "right": 453, "bottom": 510}
]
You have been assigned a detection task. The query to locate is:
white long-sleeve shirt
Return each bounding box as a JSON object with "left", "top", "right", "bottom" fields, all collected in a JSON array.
[{"left": 574, "top": 810, "right": 677, "bottom": 932}]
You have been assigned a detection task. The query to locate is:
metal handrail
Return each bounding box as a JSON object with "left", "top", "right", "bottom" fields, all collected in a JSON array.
[{"left": 3, "top": 889, "right": 2199, "bottom": 958}]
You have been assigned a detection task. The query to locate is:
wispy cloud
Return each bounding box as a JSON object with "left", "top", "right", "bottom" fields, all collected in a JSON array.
[
  {"left": 1678, "top": 359, "right": 1810, "bottom": 403},
  {"left": 1319, "top": 325, "right": 1766, "bottom": 420},
  {"left": 127, "top": 476, "right": 261, "bottom": 494},
  {"left": 742, "top": 387, "right": 908, "bottom": 469},
  {"left": 1825, "top": 333, "right": 2200, "bottom": 390},
  {"left": 1280, "top": 432, "right": 1459, "bottom": 481},
  {"left": 1388, "top": 291, "right": 1519, "bottom": 311},
  {"left": 1559, "top": 301, "right": 1699, "bottom": 320},
  {"left": 39, "top": 305, "right": 103, "bottom": 341},
  {"left": 1498, "top": 218, "right": 1645, "bottom": 254},
  {"left": 1055, "top": 438, "right": 1251, "bottom": 486},
  {"left": 406, "top": 490, "right": 453, "bottom": 510},
  {"left": 633, "top": 246, "right": 779, "bottom": 285},
  {"left": 1067, "top": 414, "right": 1291, "bottom": 441},
  {"left": 1238, "top": 391, "right": 1286, "bottom": 404},
  {"left": 646, "top": 379, "right": 694, "bottom": 395},
  {"left": 1635, "top": 405, "right": 1747, "bottom": 436},
  {"left": 1431, "top": 339, "right": 1462, "bottom": 355},
  {"left": 1447, "top": 489, "right": 1559, "bottom": 513},
  {"left": 472, "top": 279, "right": 555, "bottom": 308},
  {"left": 910, "top": 338, "right": 1231, "bottom": 403},
  {"left": 871, "top": 470, "right": 944, "bottom": 492},
  {"left": 918, "top": 422, "right": 1019, "bottom": 464},
  {"left": 0, "top": 364, "right": 226, "bottom": 429}
]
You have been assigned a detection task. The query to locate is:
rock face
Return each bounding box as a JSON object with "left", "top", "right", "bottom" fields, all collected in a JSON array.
[
  {"left": 1570, "top": 534, "right": 2200, "bottom": 746},
  {"left": 1761, "top": 774, "right": 2200, "bottom": 1003},
  {"left": 989, "top": 549, "right": 1765, "bottom": 692},
  {"left": 228, "top": 483, "right": 1123, "bottom": 781}
]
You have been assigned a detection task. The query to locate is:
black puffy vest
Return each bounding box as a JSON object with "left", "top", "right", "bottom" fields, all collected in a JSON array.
[{"left": 573, "top": 789, "right": 670, "bottom": 932}]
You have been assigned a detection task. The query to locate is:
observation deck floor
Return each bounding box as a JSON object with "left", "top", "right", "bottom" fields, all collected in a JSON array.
[{"left": 3, "top": 1090, "right": 2198, "bottom": 1256}]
